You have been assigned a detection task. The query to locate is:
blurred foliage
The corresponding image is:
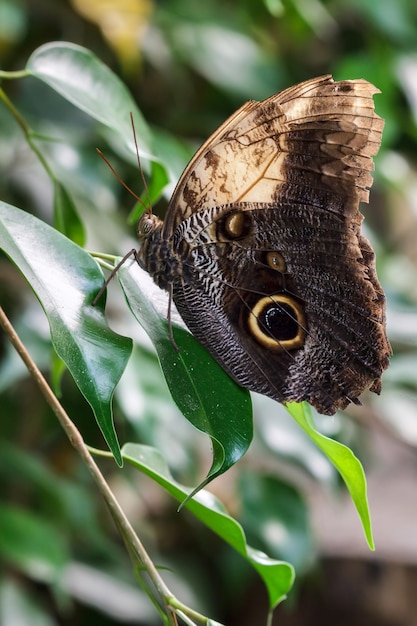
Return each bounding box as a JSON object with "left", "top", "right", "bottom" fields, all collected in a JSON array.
[{"left": 1, "top": 0, "right": 417, "bottom": 625}]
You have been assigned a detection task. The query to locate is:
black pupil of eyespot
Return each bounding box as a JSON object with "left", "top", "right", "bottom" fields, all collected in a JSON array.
[{"left": 260, "top": 302, "right": 298, "bottom": 341}]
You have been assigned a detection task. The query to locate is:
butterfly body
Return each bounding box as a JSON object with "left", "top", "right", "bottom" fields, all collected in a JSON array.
[{"left": 137, "top": 75, "right": 391, "bottom": 415}]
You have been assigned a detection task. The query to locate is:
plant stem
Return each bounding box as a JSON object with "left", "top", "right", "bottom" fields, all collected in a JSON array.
[
  {"left": 0, "top": 69, "right": 28, "bottom": 79},
  {"left": 0, "top": 87, "right": 56, "bottom": 180},
  {"left": 0, "top": 306, "right": 181, "bottom": 625}
]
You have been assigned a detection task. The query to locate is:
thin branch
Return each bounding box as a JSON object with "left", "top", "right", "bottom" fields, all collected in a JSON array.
[{"left": 0, "top": 306, "right": 180, "bottom": 624}]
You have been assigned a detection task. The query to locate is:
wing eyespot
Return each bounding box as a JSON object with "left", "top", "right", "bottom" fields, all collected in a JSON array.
[
  {"left": 248, "top": 294, "right": 306, "bottom": 351},
  {"left": 263, "top": 251, "right": 286, "bottom": 272},
  {"left": 222, "top": 210, "right": 252, "bottom": 240}
]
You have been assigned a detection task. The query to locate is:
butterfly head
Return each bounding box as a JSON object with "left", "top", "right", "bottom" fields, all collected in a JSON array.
[
  {"left": 137, "top": 212, "right": 162, "bottom": 259},
  {"left": 137, "top": 211, "right": 162, "bottom": 240}
]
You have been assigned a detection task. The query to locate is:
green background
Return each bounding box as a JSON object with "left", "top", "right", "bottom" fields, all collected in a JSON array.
[{"left": 1, "top": 1, "right": 417, "bottom": 625}]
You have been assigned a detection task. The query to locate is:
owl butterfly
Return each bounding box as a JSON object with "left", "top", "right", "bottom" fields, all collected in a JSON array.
[{"left": 136, "top": 75, "right": 391, "bottom": 415}]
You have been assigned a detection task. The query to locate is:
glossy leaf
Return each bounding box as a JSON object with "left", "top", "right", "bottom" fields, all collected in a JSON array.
[
  {"left": 123, "top": 442, "right": 295, "bottom": 609},
  {"left": 287, "top": 402, "right": 374, "bottom": 549},
  {"left": 0, "top": 202, "right": 132, "bottom": 465},
  {"left": 118, "top": 259, "right": 253, "bottom": 489},
  {"left": 53, "top": 180, "right": 85, "bottom": 246},
  {"left": 26, "top": 41, "right": 154, "bottom": 161}
]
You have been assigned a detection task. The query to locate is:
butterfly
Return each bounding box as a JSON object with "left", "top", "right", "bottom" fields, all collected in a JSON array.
[{"left": 135, "top": 75, "right": 391, "bottom": 415}]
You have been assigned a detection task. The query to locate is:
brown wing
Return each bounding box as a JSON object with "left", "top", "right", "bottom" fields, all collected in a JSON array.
[
  {"left": 156, "top": 75, "right": 390, "bottom": 414},
  {"left": 171, "top": 200, "right": 390, "bottom": 414},
  {"left": 163, "top": 74, "right": 384, "bottom": 237}
]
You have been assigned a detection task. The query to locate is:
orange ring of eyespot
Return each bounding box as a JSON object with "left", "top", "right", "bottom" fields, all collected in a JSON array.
[{"left": 248, "top": 294, "right": 306, "bottom": 350}]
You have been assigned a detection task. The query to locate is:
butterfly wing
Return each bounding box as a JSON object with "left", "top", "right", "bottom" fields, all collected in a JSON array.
[
  {"left": 170, "top": 200, "right": 389, "bottom": 414},
  {"left": 163, "top": 75, "right": 383, "bottom": 234},
  {"left": 155, "top": 75, "right": 390, "bottom": 414}
]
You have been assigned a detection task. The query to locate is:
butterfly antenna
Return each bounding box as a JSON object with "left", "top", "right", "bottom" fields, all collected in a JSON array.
[
  {"left": 96, "top": 148, "right": 150, "bottom": 215},
  {"left": 93, "top": 117, "right": 153, "bottom": 306},
  {"left": 130, "top": 112, "right": 152, "bottom": 216}
]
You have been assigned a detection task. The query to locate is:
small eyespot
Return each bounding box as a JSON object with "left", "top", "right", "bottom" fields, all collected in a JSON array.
[{"left": 264, "top": 251, "right": 286, "bottom": 272}]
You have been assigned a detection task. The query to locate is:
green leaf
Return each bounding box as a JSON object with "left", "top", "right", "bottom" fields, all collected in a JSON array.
[
  {"left": 53, "top": 180, "right": 86, "bottom": 246},
  {"left": 0, "top": 504, "right": 68, "bottom": 580},
  {"left": 287, "top": 402, "right": 374, "bottom": 549},
  {"left": 123, "top": 443, "right": 295, "bottom": 609},
  {"left": 118, "top": 259, "right": 253, "bottom": 489},
  {"left": 26, "top": 41, "right": 153, "bottom": 161},
  {"left": 128, "top": 160, "right": 171, "bottom": 224},
  {"left": 240, "top": 473, "right": 313, "bottom": 570},
  {"left": 0, "top": 202, "right": 132, "bottom": 465}
]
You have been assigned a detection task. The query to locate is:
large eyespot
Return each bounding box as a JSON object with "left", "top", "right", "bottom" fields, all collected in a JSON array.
[
  {"left": 222, "top": 210, "right": 252, "bottom": 240},
  {"left": 248, "top": 294, "right": 306, "bottom": 351}
]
